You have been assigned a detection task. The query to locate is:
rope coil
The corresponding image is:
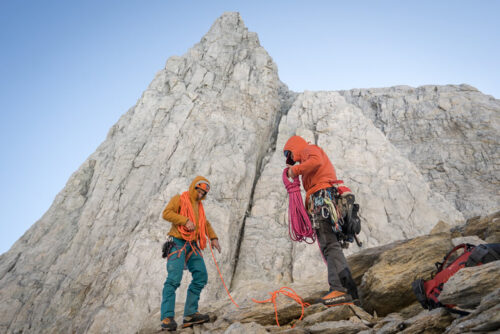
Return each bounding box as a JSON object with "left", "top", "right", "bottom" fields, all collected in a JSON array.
[
  {"left": 282, "top": 168, "right": 316, "bottom": 243},
  {"left": 175, "top": 193, "right": 239, "bottom": 308}
]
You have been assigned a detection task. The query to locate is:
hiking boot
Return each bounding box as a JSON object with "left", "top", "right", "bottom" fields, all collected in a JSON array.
[
  {"left": 182, "top": 312, "right": 210, "bottom": 328},
  {"left": 161, "top": 317, "right": 177, "bottom": 331},
  {"left": 321, "top": 290, "right": 353, "bottom": 306}
]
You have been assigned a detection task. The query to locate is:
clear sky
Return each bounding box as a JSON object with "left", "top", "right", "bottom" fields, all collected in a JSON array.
[{"left": 1, "top": 1, "right": 499, "bottom": 254}]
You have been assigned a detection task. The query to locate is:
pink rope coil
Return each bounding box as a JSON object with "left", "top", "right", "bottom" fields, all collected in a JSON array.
[{"left": 283, "top": 168, "right": 316, "bottom": 243}]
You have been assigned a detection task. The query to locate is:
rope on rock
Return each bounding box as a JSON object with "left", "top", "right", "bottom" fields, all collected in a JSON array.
[
  {"left": 282, "top": 168, "right": 316, "bottom": 243},
  {"left": 252, "top": 287, "right": 311, "bottom": 327}
]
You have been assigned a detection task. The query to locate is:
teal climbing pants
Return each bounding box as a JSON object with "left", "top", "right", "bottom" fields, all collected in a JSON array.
[{"left": 161, "top": 237, "right": 208, "bottom": 320}]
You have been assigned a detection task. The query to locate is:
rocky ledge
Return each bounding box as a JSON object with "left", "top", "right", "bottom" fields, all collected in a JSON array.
[{"left": 140, "top": 211, "right": 499, "bottom": 333}]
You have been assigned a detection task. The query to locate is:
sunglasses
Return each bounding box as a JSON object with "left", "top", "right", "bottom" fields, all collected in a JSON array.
[{"left": 195, "top": 187, "right": 208, "bottom": 196}]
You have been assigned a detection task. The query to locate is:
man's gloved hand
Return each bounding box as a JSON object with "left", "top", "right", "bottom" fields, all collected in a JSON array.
[
  {"left": 211, "top": 239, "right": 221, "bottom": 253},
  {"left": 287, "top": 165, "right": 296, "bottom": 179}
]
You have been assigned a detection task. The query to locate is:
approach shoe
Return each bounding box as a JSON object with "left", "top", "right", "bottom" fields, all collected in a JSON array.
[
  {"left": 182, "top": 312, "right": 210, "bottom": 328},
  {"left": 161, "top": 317, "right": 177, "bottom": 331},
  {"left": 321, "top": 290, "right": 353, "bottom": 307}
]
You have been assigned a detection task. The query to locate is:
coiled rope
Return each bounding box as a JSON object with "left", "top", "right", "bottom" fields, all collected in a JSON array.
[
  {"left": 176, "top": 192, "right": 239, "bottom": 308},
  {"left": 282, "top": 168, "right": 316, "bottom": 243}
]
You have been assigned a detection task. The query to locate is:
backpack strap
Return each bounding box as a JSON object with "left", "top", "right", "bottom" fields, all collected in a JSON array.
[{"left": 437, "top": 244, "right": 476, "bottom": 272}]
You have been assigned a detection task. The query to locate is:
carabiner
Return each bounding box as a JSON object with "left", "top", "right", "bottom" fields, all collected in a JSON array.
[{"left": 321, "top": 206, "right": 330, "bottom": 219}]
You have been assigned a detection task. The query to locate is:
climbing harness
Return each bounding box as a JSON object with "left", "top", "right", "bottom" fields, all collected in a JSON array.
[
  {"left": 282, "top": 168, "right": 316, "bottom": 243},
  {"left": 309, "top": 185, "right": 362, "bottom": 248},
  {"left": 252, "top": 287, "right": 310, "bottom": 327}
]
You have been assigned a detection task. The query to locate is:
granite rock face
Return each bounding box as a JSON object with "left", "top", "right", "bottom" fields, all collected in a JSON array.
[
  {"left": 1, "top": 11, "right": 498, "bottom": 334},
  {"left": 340, "top": 86, "right": 500, "bottom": 218}
]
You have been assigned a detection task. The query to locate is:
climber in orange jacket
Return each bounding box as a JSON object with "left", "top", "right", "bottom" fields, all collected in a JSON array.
[
  {"left": 160, "top": 176, "right": 220, "bottom": 331},
  {"left": 284, "top": 135, "right": 359, "bottom": 306}
]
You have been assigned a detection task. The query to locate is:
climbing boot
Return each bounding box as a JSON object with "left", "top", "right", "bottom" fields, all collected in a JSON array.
[
  {"left": 182, "top": 312, "right": 210, "bottom": 328},
  {"left": 321, "top": 290, "right": 353, "bottom": 306},
  {"left": 161, "top": 317, "right": 177, "bottom": 331}
]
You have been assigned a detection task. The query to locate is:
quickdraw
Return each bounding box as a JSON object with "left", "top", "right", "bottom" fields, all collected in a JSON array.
[{"left": 323, "top": 195, "right": 341, "bottom": 233}]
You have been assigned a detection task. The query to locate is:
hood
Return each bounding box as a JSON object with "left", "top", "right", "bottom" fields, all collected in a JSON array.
[
  {"left": 189, "top": 176, "right": 211, "bottom": 202},
  {"left": 283, "top": 135, "right": 308, "bottom": 162}
]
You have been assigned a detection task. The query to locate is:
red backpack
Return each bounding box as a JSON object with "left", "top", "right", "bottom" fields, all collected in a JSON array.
[{"left": 412, "top": 243, "right": 500, "bottom": 315}]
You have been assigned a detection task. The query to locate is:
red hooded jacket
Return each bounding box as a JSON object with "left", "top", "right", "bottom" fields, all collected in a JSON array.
[{"left": 284, "top": 136, "right": 337, "bottom": 205}]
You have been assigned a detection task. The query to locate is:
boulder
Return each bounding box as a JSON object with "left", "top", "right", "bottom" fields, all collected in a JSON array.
[
  {"left": 268, "top": 328, "right": 308, "bottom": 334},
  {"left": 223, "top": 322, "right": 269, "bottom": 334},
  {"left": 398, "top": 303, "right": 425, "bottom": 320},
  {"left": 430, "top": 221, "right": 452, "bottom": 234},
  {"left": 347, "top": 240, "right": 405, "bottom": 286},
  {"left": 462, "top": 211, "right": 500, "bottom": 243},
  {"left": 445, "top": 288, "right": 500, "bottom": 333},
  {"left": 397, "top": 308, "right": 455, "bottom": 334},
  {"left": 372, "top": 313, "right": 405, "bottom": 334},
  {"left": 306, "top": 320, "right": 369, "bottom": 334},
  {"left": 371, "top": 309, "right": 455, "bottom": 334},
  {"left": 359, "top": 233, "right": 453, "bottom": 316},
  {"left": 451, "top": 235, "right": 486, "bottom": 246},
  {"left": 219, "top": 299, "right": 306, "bottom": 327},
  {"left": 439, "top": 260, "right": 500, "bottom": 308},
  {"left": 300, "top": 304, "right": 374, "bottom": 327}
]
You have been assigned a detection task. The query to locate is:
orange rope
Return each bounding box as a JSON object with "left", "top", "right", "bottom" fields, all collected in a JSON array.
[
  {"left": 178, "top": 191, "right": 208, "bottom": 249},
  {"left": 207, "top": 240, "right": 239, "bottom": 308},
  {"left": 176, "top": 192, "right": 239, "bottom": 308},
  {"left": 252, "top": 287, "right": 310, "bottom": 327}
]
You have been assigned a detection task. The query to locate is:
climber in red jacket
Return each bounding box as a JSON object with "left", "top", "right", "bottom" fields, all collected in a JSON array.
[{"left": 284, "top": 135, "right": 359, "bottom": 306}]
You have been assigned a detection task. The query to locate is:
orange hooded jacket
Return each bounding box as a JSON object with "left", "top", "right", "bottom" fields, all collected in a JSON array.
[
  {"left": 162, "top": 176, "right": 218, "bottom": 240},
  {"left": 284, "top": 136, "right": 337, "bottom": 205}
]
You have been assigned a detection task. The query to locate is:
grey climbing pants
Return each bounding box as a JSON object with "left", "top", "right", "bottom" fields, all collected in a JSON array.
[{"left": 316, "top": 216, "right": 358, "bottom": 298}]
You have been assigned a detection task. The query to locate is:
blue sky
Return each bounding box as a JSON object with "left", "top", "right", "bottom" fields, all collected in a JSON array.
[{"left": 1, "top": 1, "right": 499, "bottom": 254}]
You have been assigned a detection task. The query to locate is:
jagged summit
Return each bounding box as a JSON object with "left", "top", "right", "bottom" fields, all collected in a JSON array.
[
  {"left": 1, "top": 12, "right": 498, "bottom": 334},
  {"left": 202, "top": 12, "right": 256, "bottom": 45}
]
